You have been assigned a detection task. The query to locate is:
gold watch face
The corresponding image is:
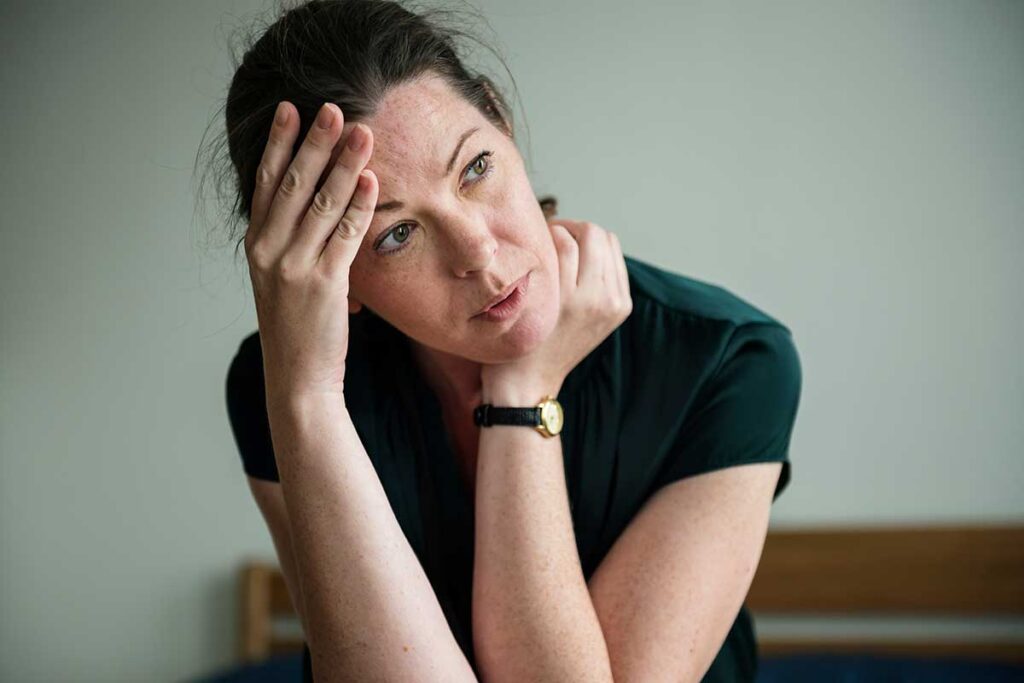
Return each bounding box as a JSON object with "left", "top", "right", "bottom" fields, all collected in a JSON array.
[{"left": 539, "top": 397, "right": 564, "bottom": 436}]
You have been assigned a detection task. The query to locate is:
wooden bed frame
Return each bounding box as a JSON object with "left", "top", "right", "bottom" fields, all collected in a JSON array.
[{"left": 236, "top": 523, "right": 1024, "bottom": 663}]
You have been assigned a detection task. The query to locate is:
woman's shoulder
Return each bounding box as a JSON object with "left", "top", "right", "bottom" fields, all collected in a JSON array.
[
  {"left": 623, "top": 254, "right": 789, "bottom": 332},
  {"left": 620, "top": 255, "right": 798, "bottom": 379},
  {"left": 562, "top": 255, "right": 798, "bottom": 399},
  {"left": 575, "top": 255, "right": 799, "bottom": 411},
  {"left": 612, "top": 256, "right": 802, "bottom": 504}
]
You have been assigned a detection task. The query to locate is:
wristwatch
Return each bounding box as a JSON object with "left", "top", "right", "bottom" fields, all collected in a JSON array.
[{"left": 473, "top": 395, "right": 564, "bottom": 438}]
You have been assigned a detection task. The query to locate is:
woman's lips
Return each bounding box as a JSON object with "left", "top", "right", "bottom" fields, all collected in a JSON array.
[{"left": 473, "top": 271, "right": 530, "bottom": 322}]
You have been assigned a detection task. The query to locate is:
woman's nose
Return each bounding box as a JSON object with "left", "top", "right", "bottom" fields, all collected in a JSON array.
[{"left": 442, "top": 214, "right": 499, "bottom": 276}]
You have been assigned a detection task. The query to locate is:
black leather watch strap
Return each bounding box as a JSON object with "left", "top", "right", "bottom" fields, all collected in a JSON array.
[{"left": 473, "top": 404, "right": 541, "bottom": 427}]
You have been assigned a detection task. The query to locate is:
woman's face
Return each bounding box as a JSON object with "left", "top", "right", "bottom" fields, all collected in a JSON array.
[{"left": 340, "top": 73, "right": 561, "bottom": 364}]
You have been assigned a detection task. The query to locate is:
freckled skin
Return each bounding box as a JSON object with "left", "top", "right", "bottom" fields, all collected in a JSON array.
[{"left": 336, "top": 73, "right": 562, "bottom": 417}]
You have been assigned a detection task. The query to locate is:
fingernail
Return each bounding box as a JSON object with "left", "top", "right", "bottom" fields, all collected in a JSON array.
[
  {"left": 347, "top": 125, "right": 365, "bottom": 151},
  {"left": 274, "top": 102, "right": 288, "bottom": 126},
  {"left": 317, "top": 103, "right": 334, "bottom": 129}
]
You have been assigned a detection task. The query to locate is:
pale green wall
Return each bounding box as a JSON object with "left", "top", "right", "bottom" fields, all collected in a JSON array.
[{"left": 1, "top": 0, "right": 1022, "bottom": 680}]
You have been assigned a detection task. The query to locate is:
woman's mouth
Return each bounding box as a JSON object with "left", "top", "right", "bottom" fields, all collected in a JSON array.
[{"left": 473, "top": 271, "right": 530, "bottom": 323}]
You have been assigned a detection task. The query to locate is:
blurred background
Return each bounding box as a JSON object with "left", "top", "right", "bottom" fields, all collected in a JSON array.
[{"left": 1, "top": 0, "right": 1021, "bottom": 681}]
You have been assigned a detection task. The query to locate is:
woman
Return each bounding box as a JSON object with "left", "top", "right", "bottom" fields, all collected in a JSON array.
[{"left": 214, "top": 1, "right": 802, "bottom": 681}]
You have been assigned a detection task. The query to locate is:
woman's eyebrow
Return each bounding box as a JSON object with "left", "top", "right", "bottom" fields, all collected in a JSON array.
[{"left": 374, "top": 126, "right": 481, "bottom": 214}]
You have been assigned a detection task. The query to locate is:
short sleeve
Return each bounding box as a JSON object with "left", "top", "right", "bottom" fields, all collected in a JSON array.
[
  {"left": 225, "top": 336, "right": 280, "bottom": 482},
  {"left": 654, "top": 322, "right": 802, "bottom": 502}
]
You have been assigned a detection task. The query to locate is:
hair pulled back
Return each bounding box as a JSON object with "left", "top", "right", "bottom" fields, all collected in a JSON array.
[{"left": 195, "top": 0, "right": 558, "bottom": 259}]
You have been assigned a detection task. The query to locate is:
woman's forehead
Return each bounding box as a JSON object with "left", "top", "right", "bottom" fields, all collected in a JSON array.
[
  {"left": 361, "top": 78, "right": 483, "bottom": 170},
  {"left": 329, "top": 100, "right": 485, "bottom": 205}
]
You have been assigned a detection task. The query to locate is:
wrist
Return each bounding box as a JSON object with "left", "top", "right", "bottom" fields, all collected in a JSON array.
[
  {"left": 265, "top": 388, "right": 349, "bottom": 426},
  {"left": 481, "top": 377, "right": 563, "bottom": 405}
]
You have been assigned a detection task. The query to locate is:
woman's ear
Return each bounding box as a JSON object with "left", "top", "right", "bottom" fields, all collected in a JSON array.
[
  {"left": 349, "top": 298, "right": 363, "bottom": 314},
  {"left": 539, "top": 195, "right": 559, "bottom": 220}
]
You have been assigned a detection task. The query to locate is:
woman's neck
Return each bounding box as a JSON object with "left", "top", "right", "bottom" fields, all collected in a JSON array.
[
  {"left": 408, "top": 338, "right": 484, "bottom": 416},
  {"left": 407, "top": 337, "right": 482, "bottom": 495}
]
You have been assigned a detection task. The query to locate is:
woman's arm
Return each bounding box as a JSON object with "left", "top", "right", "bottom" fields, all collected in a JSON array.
[
  {"left": 241, "top": 99, "right": 475, "bottom": 682},
  {"left": 471, "top": 218, "right": 630, "bottom": 682},
  {"left": 470, "top": 381, "right": 614, "bottom": 683},
  {"left": 266, "top": 390, "right": 477, "bottom": 683}
]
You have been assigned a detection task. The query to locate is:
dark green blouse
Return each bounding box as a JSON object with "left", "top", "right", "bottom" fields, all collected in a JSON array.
[{"left": 226, "top": 254, "right": 802, "bottom": 682}]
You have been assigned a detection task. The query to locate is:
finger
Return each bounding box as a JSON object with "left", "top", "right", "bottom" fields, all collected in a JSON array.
[
  {"left": 602, "top": 230, "right": 621, "bottom": 299},
  {"left": 548, "top": 217, "right": 580, "bottom": 288},
  {"left": 548, "top": 217, "right": 584, "bottom": 290},
  {"left": 249, "top": 101, "right": 298, "bottom": 245},
  {"left": 314, "top": 126, "right": 359, "bottom": 190},
  {"left": 555, "top": 219, "right": 603, "bottom": 292},
  {"left": 608, "top": 231, "right": 629, "bottom": 303},
  {"left": 550, "top": 222, "right": 580, "bottom": 295},
  {"left": 292, "top": 123, "right": 373, "bottom": 264},
  {"left": 598, "top": 228, "right": 617, "bottom": 295},
  {"left": 320, "top": 168, "right": 379, "bottom": 279},
  {"left": 593, "top": 224, "right": 619, "bottom": 298},
  {"left": 261, "top": 102, "right": 344, "bottom": 259}
]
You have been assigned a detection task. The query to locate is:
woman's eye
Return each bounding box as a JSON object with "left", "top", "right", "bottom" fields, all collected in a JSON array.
[
  {"left": 465, "top": 150, "right": 493, "bottom": 182},
  {"left": 375, "top": 222, "right": 414, "bottom": 255},
  {"left": 374, "top": 150, "right": 495, "bottom": 256}
]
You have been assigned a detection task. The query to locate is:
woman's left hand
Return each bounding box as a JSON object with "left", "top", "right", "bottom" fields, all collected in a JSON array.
[{"left": 480, "top": 218, "right": 633, "bottom": 403}]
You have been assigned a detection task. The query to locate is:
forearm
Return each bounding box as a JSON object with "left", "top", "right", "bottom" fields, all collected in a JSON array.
[
  {"left": 266, "top": 391, "right": 477, "bottom": 682},
  {"left": 471, "top": 385, "right": 614, "bottom": 682}
]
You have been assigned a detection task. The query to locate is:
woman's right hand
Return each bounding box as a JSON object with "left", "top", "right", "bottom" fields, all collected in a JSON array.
[{"left": 243, "top": 101, "right": 378, "bottom": 402}]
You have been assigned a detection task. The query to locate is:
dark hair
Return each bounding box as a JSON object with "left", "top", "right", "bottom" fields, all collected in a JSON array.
[{"left": 194, "top": 0, "right": 558, "bottom": 260}]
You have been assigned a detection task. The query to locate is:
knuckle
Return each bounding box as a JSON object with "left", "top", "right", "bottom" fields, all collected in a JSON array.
[
  {"left": 278, "top": 166, "right": 304, "bottom": 197},
  {"left": 276, "top": 255, "right": 303, "bottom": 282},
  {"left": 335, "top": 215, "right": 360, "bottom": 239},
  {"left": 250, "top": 252, "right": 272, "bottom": 274},
  {"left": 247, "top": 241, "right": 269, "bottom": 268},
  {"left": 310, "top": 189, "right": 337, "bottom": 216},
  {"left": 255, "top": 163, "right": 275, "bottom": 188}
]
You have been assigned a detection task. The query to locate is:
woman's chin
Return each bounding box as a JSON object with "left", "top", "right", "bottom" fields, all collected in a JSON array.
[{"left": 475, "top": 296, "right": 559, "bottom": 362}]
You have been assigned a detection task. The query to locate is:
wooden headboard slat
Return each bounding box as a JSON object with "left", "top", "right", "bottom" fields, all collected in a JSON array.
[
  {"left": 746, "top": 524, "right": 1024, "bottom": 614},
  {"left": 759, "top": 639, "right": 1024, "bottom": 662},
  {"left": 237, "top": 561, "right": 302, "bottom": 659}
]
